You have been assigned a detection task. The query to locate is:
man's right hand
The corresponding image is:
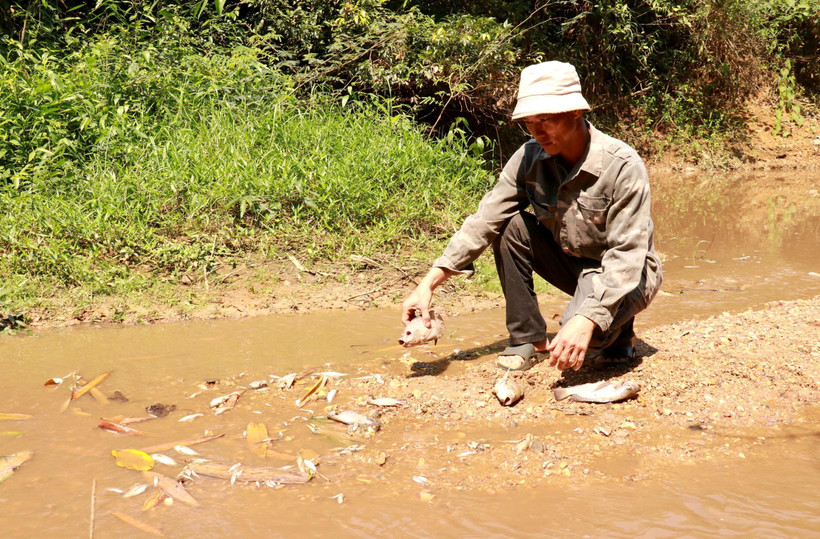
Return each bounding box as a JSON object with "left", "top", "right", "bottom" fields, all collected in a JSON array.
[{"left": 401, "top": 267, "right": 452, "bottom": 327}]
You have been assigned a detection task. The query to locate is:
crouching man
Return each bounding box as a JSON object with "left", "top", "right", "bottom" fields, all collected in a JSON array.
[{"left": 401, "top": 61, "right": 662, "bottom": 372}]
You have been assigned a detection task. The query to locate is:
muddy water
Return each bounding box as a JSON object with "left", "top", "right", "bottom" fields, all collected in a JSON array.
[{"left": 2, "top": 171, "right": 819, "bottom": 538}]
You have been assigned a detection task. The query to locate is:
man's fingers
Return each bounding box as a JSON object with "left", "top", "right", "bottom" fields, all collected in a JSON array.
[{"left": 420, "top": 308, "right": 431, "bottom": 328}]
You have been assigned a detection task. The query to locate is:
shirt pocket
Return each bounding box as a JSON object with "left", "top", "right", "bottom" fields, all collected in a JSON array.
[{"left": 569, "top": 192, "right": 611, "bottom": 258}]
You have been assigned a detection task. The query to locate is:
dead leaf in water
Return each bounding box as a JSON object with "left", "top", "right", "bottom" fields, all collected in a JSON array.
[
  {"left": 111, "top": 511, "right": 164, "bottom": 536},
  {"left": 71, "top": 371, "right": 111, "bottom": 401},
  {"left": 210, "top": 391, "right": 243, "bottom": 415},
  {"left": 142, "top": 490, "right": 169, "bottom": 511},
  {"left": 0, "top": 413, "right": 32, "bottom": 421},
  {"left": 140, "top": 433, "right": 224, "bottom": 453},
  {"left": 0, "top": 450, "right": 32, "bottom": 483},
  {"left": 247, "top": 423, "right": 269, "bottom": 457},
  {"left": 112, "top": 449, "right": 155, "bottom": 471},
  {"left": 99, "top": 418, "right": 155, "bottom": 436},
  {"left": 143, "top": 471, "right": 199, "bottom": 507},
  {"left": 44, "top": 378, "right": 63, "bottom": 387},
  {"left": 296, "top": 376, "right": 326, "bottom": 407}
]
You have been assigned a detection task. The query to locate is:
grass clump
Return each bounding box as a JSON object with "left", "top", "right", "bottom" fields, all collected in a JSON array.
[{"left": 0, "top": 33, "right": 495, "bottom": 315}]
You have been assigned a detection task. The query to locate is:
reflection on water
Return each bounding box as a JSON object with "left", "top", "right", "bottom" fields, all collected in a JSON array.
[{"left": 1, "top": 170, "right": 819, "bottom": 537}]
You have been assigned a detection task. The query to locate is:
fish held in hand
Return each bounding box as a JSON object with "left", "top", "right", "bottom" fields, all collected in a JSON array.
[
  {"left": 493, "top": 379, "right": 524, "bottom": 406},
  {"left": 399, "top": 312, "right": 445, "bottom": 347},
  {"left": 552, "top": 380, "right": 641, "bottom": 403}
]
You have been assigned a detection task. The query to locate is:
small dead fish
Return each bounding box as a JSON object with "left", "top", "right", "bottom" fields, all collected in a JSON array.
[
  {"left": 145, "top": 403, "right": 176, "bottom": 418},
  {"left": 493, "top": 379, "right": 524, "bottom": 406},
  {"left": 327, "top": 411, "right": 381, "bottom": 430},
  {"left": 399, "top": 312, "right": 445, "bottom": 347},
  {"left": 150, "top": 454, "right": 179, "bottom": 467},
  {"left": 178, "top": 413, "right": 203, "bottom": 422},
  {"left": 552, "top": 380, "right": 641, "bottom": 403},
  {"left": 367, "top": 397, "right": 406, "bottom": 407},
  {"left": 122, "top": 483, "right": 148, "bottom": 498}
]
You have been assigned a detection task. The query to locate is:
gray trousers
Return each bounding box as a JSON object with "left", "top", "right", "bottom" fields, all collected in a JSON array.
[{"left": 491, "top": 211, "right": 649, "bottom": 350}]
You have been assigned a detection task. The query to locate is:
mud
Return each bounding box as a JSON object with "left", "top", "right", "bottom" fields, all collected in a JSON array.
[{"left": 1, "top": 150, "right": 819, "bottom": 536}]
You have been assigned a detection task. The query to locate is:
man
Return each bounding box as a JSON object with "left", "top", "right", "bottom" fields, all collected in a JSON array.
[{"left": 401, "top": 61, "right": 662, "bottom": 372}]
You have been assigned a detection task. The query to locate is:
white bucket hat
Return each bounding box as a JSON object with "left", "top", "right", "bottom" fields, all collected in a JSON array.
[{"left": 511, "top": 61, "right": 591, "bottom": 121}]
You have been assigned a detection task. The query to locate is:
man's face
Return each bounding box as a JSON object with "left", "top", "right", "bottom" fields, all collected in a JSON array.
[{"left": 521, "top": 110, "right": 583, "bottom": 156}]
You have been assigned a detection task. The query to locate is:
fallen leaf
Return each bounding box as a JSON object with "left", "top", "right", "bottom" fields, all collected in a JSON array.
[
  {"left": 246, "top": 423, "right": 269, "bottom": 457},
  {"left": 71, "top": 371, "right": 111, "bottom": 401},
  {"left": 99, "top": 418, "right": 155, "bottom": 436},
  {"left": 140, "top": 433, "right": 224, "bottom": 453},
  {"left": 112, "top": 449, "right": 155, "bottom": 471},
  {"left": 211, "top": 391, "right": 243, "bottom": 415},
  {"left": 296, "top": 376, "right": 326, "bottom": 407},
  {"left": 0, "top": 413, "right": 32, "bottom": 421},
  {"left": 44, "top": 378, "right": 63, "bottom": 387},
  {"left": 111, "top": 511, "right": 164, "bottom": 536},
  {"left": 0, "top": 451, "right": 32, "bottom": 483},
  {"left": 142, "top": 490, "right": 169, "bottom": 511},
  {"left": 142, "top": 471, "right": 199, "bottom": 507}
]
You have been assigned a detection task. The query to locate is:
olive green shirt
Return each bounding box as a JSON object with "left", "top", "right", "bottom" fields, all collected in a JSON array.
[{"left": 433, "top": 122, "right": 662, "bottom": 332}]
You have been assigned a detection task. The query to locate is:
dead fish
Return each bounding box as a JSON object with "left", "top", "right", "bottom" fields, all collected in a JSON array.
[
  {"left": 367, "top": 397, "right": 406, "bottom": 407},
  {"left": 399, "top": 312, "right": 445, "bottom": 347},
  {"left": 552, "top": 380, "right": 641, "bottom": 403},
  {"left": 145, "top": 403, "right": 176, "bottom": 418},
  {"left": 493, "top": 379, "right": 524, "bottom": 406},
  {"left": 327, "top": 411, "right": 381, "bottom": 430}
]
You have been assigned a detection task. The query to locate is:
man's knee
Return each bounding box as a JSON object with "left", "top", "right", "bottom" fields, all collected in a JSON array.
[{"left": 492, "top": 211, "right": 534, "bottom": 252}]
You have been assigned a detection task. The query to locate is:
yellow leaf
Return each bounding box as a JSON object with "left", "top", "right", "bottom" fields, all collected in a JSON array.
[
  {"left": 246, "top": 423, "right": 269, "bottom": 457},
  {"left": 71, "top": 371, "right": 111, "bottom": 401},
  {"left": 112, "top": 449, "right": 155, "bottom": 471},
  {"left": 296, "top": 376, "right": 326, "bottom": 407},
  {"left": 0, "top": 413, "right": 32, "bottom": 421}
]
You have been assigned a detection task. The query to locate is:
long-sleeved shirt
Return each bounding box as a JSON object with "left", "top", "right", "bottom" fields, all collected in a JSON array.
[{"left": 432, "top": 122, "right": 662, "bottom": 331}]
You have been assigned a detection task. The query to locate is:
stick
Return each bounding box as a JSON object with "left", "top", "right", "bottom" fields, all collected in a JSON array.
[{"left": 89, "top": 479, "right": 96, "bottom": 539}]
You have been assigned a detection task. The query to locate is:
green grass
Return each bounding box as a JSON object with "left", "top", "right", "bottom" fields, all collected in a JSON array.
[{"left": 0, "top": 36, "right": 497, "bottom": 315}]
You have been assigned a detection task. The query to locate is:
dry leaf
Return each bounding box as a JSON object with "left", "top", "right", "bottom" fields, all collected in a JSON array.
[
  {"left": 99, "top": 418, "right": 155, "bottom": 436},
  {"left": 246, "top": 423, "right": 269, "bottom": 457},
  {"left": 296, "top": 376, "right": 327, "bottom": 407},
  {"left": 0, "top": 450, "right": 32, "bottom": 483},
  {"left": 111, "top": 511, "right": 164, "bottom": 536},
  {"left": 143, "top": 471, "right": 199, "bottom": 507},
  {"left": 139, "top": 433, "right": 224, "bottom": 453},
  {"left": 142, "top": 490, "right": 169, "bottom": 511},
  {"left": 0, "top": 413, "right": 32, "bottom": 421},
  {"left": 71, "top": 371, "right": 111, "bottom": 401}
]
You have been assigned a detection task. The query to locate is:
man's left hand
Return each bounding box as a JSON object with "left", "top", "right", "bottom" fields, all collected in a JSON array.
[{"left": 547, "top": 315, "right": 596, "bottom": 371}]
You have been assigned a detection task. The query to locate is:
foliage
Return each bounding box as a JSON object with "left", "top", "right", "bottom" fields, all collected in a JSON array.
[{"left": 0, "top": 31, "right": 494, "bottom": 307}]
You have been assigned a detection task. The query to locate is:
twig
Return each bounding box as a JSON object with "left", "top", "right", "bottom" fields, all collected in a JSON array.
[
  {"left": 89, "top": 479, "right": 96, "bottom": 539},
  {"left": 345, "top": 286, "right": 385, "bottom": 302},
  {"left": 286, "top": 253, "right": 309, "bottom": 273}
]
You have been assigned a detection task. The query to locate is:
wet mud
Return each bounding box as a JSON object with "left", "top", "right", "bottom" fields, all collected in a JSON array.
[{"left": 1, "top": 169, "right": 819, "bottom": 537}]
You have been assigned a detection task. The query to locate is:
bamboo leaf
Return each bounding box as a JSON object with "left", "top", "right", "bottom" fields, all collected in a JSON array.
[
  {"left": 142, "top": 471, "right": 199, "bottom": 507},
  {"left": 0, "top": 413, "right": 32, "bottom": 421},
  {"left": 296, "top": 376, "right": 326, "bottom": 407},
  {"left": 111, "top": 511, "right": 165, "bottom": 536},
  {"left": 71, "top": 371, "right": 111, "bottom": 401}
]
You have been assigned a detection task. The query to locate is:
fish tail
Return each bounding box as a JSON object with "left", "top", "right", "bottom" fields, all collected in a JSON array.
[{"left": 552, "top": 387, "right": 571, "bottom": 401}]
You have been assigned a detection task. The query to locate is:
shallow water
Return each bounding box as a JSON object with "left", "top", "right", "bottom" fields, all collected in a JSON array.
[{"left": 1, "top": 170, "right": 819, "bottom": 538}]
